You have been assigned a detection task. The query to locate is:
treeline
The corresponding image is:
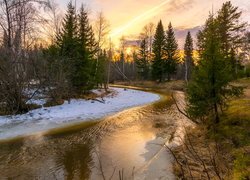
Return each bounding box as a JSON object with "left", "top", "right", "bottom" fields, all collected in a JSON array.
[
  {"left": 113, "top": 4, "right": 250, "bottom": 83},
  {"left": 0, "top": 0, "right": 249, "bottom": 116},
  {"left": 0, "top": 1, "right": 109, "bottom": 115},
  {"left": 111, "top": 21, "right": 195, "bottom": 82}
]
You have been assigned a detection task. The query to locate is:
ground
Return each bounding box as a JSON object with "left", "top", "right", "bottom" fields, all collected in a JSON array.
[
  {"left": 172, "top": 78, "right": 250, "bottom": 180},
  {"left": 115, "top": 79, "right": 250, "bottom": 179}
]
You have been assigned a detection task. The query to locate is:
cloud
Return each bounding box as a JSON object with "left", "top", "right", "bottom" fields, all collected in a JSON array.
[{"left": 57, "top": 0, "right": 249, "bottom": 44}]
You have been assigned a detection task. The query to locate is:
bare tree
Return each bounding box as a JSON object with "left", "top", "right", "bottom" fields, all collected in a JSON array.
[
  {"left": 95, "top": 12, "right": 110, "bottom": 50},
  {"left": 0, "top": 0, "right": 49, "bottom": 114},
  {"left": 43, "top": 0, "right": 62, "bottom": 43},
  {"left": 93, "top": 12, "right": 110, "bottom": 88},
  {"left": 141, "top": 22, "right": 155, "bottom": 55}
]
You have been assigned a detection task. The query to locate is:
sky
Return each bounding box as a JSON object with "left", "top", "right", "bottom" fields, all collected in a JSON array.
[{"left": 57, "top": 0, "right": 250, "bottom": 46}]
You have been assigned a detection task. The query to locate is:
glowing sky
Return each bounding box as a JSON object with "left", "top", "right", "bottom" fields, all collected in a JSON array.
[{"left": 57, "top": 0, "right": 250, "bottom": 42}]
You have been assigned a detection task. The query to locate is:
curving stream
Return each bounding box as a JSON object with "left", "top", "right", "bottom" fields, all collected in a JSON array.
[{"left": 0, "top": 87, "right": 187, "bottom": 180}]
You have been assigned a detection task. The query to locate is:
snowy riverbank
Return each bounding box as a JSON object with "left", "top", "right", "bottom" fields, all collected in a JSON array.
[{"left": 0, "top": 87, "right": 160, "bottom": 140}]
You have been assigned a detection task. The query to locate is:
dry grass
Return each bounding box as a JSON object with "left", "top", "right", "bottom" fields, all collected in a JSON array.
[
  {"left": 113, "top": 80, "right": 186, "bottom": 91},
  {"left": 171, "top": 78, "right": 250, "bottom": 180}
]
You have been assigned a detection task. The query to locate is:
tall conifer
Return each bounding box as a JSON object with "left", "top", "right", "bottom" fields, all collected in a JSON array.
[
  {"left": 187, "top": 16, "right": 242, "bottom": 124},
  {"left": 184, "top": 31, "right": 194, "bottom": 82},
  {"left": 136, "top": 38, "right": 150, "bottom": 80},
  {"left": 55, "top": 2, "right": 78, "bottom": 92},
  {"left": 152, "top": 20, "right": 165, "bottom": 82},
  {"left": 164, "top": 22, "right": 179, "bottom": 81}
]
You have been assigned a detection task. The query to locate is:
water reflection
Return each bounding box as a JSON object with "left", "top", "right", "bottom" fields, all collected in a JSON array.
[
  {"left": 0, "top": 89, "right": 177, "bottom": 180},
  {"left": 57, "top": 143, "right": 93, "bottom": 180}
]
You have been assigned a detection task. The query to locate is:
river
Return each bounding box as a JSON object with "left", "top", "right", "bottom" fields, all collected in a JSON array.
[{"left": 0, "top": 88, "right": 187, "bottom": 180}]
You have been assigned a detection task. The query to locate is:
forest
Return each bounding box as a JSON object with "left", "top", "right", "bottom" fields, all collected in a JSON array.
[{"left": 0, "top": 0, "right": 249, "bottom": 179}]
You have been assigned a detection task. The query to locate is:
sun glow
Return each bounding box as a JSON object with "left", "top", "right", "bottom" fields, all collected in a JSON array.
[{"left": 110, "top": 0, "right": 170, "bottom": 38}]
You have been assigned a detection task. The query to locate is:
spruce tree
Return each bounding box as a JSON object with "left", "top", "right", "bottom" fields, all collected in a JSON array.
[
  {"left": 56, "top": 2, "right": 78, "bottom": 58},
  {"left": 164, "top": 22, "right": 179, "bottom": 81},
  {"left": 187, "top": 16, "right": 243, "bottom": 125},
  {"left": 95, "top": 50, "right": 107, "bottom": 87},
  {"left": 136, "top": 38, "right": 150, "bottom": 80},
  {"left": 184, "top": 31, "right": 194, "bottom": 82},
  {"left": 196, "top": 15, "right": 216, "bottom": 57},
  {"left": 77, "top": 5, "right": 97, "bottom": 91},
  {"left": 216, "top": 1, "right": 246, "bottom": 76},
  {"left": 152, "top": 20, "right": 166, "bottom": 82},
  {"left": 55, "top": 2, "right": 78, "bottom": 93}
]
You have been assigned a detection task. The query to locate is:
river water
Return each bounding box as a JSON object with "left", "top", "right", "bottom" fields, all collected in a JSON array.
[{"left": 0, "top": 88, "right": 185, "bottom": 180}]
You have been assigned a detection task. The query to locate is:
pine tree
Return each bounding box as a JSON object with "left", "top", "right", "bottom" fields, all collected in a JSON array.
[
  {"left": 77, "top": 5, "right": 97, "bottom": 91},
  {"left": 152, "top": 20, "right": 165, "bottom": 82},
  {"left": 56, "top": 2, "right": 78, "bottom": 58},
  {"left": 54, "top": 3, "right": 98, "bottom": 94},
  {"left": 136, "top": 38, "right": 150, "bottom": 80},
  {"left": 187, "top": 16, "right": 243, "bottom": 125},
  {"left": 216, "top": 1, "right": 246, "bottom": 76},
  {"left": 184, "top": 31, "right": 194, "bottom": 82},
  {"left": 196, "top": 15, "right": 215, "bottom": 57},
  {"left": 95, "top": 50, "right": 107, "bottom": 87},
  {"left": 55, "top": 2, "right": 78, "bottom": 93},
  {"left": 164, "top": 22, "right": 179, "bottom": 81}
]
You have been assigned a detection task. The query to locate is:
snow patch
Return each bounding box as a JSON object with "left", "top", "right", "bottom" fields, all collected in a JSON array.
[{"left": 0, "top": 88, "right": 160, "bottom": 140}]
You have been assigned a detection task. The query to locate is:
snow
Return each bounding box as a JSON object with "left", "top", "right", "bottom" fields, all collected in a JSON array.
[{"left": 0, "top": 88, "right": 160, "bottom": 140}]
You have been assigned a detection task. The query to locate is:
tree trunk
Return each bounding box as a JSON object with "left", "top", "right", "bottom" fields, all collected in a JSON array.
[{"left": 214, "top": 103, "right": 219, "bottom": 124}]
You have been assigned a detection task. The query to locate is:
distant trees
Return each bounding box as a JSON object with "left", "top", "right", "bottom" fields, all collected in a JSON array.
[
  {"left": 152, "top": 20, "right": 166, "bottom": 82},
  {"left": 184, "top": 31, "right": 194, "bottom": 82},
  {"left": 164, "top": 22, "right": 179, "bottom": 81},
  {"left": 243, "top": 32, "right": 250, "bottom": 66},
  {"left": 94, "top": 12, "right": 110, "bottom": 88},
  {"left": 135, "top": 23, "right": 155, "bottom": 80},
  {"left": 152, "top": 21, "right": 179, "bottom": 82},
  {"left": 135, "top": 38, "right": 150, "bottom": 80}
]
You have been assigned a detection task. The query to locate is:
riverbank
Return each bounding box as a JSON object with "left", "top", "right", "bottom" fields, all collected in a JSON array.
[
  {"left": 0, "top": 84, "right": 186, "bottom": 180},
  {"left": 114, "top": 80, "right": 250, "bottom": 179},
  {"left": 0, "top": 87, "right": 160, "bottom": 140},
  {"left": 172, "top": 78, "right": 250, "bottom": 179}
]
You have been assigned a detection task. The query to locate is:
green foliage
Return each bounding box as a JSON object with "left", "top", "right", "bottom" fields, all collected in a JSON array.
[
  {"left": 152, "top": 21, "right": 179, "bottom": 82},
  {"left": 56, "top": 2, "right": 78, "bottom": 58},
  {"left": 73, "top": 5, "right": 97, "bottom": 92},
  {"left": 245, "top": 65, "right": 250, "bottom": 77},
  {"left": 216, "top": 1, "right": 246, "bottom": 55},
  {"left": 184, "top": 31, "right": 194, "bottom": 81},
  {"left": 187, "top": 16, "right": 243, "bottom": 124},
  {"left": 197, "top": 1, "right": 247, "bottom": 77},
  {"left": 164, "top": 22, "right": 179, "bottom": 81},
  {"left": 47, "top": 2, "right": 99, "bottom": 96},
  {"left": 94, "top": 50, "right": 108, "bottom": 86},
  {"left": 211, "top": 97, "right": 250, "bottom": 179},
  {"left": 152, "top": 20, "right": 165, "bottom": 82},
  {"left": 136, "top": 38, "right": 150, "bottom": 80}
]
